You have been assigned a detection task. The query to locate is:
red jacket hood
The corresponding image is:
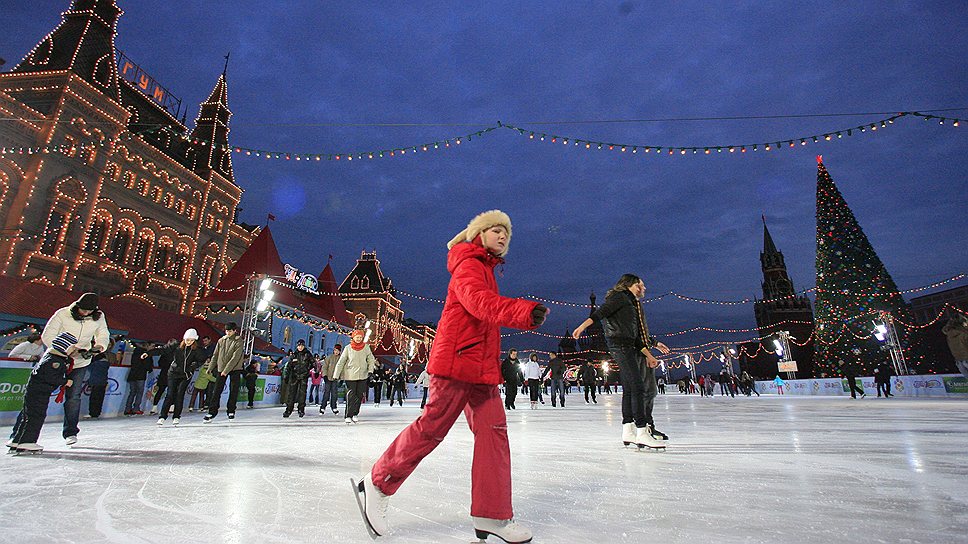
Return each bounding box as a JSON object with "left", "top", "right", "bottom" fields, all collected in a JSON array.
[{"left": 447, "top": 237, "right": 503, "bottom": 274}]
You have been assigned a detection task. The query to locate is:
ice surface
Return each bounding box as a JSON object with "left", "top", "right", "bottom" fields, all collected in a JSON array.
[{"left": 2, "top": 392, "right": 967, "bottom": 543}]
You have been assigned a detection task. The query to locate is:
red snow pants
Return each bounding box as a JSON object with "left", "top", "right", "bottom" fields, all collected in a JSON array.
[{"left": 371, "top": 375, "right": 513, "bottom": 520}]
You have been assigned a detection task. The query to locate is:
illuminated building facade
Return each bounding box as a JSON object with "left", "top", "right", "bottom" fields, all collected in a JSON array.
[{"left": 0, "top": 0, "right": 255, "bottom": 314}]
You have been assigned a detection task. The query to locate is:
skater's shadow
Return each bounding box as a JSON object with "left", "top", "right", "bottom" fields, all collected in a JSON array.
[{"left": 29, "top": 447, "right": 308, "bottom": 467}]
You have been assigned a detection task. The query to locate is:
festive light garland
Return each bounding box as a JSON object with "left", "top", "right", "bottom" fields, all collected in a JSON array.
[
  {"left": 502, "top": 112, "right": 959, "bottom": 158},
  {"left": 5, "top": 110, "right": 960, "bottom": 162}
]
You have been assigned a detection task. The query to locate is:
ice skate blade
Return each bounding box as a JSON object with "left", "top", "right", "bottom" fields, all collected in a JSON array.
[
  {"left": 350, "top": 477, "right": 381, "bottom": 539},
  {"left": 474, "top": 528, "right": 533, "bottom": 543},
  {"left": 636, "top": 444, "right": 667, "bottom": 452}
]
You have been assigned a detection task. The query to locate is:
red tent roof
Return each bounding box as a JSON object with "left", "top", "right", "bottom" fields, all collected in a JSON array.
[
  {"left": 0, "top": 275, "right": 283, "bottom": 354},
  {"left": 199, "top": 227, "right": 352, "bottom": 327}
]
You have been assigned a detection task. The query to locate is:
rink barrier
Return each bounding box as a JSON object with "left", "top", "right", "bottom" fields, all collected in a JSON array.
[
  {"left": 0, "top": 359, "right": 282, "bottom": 426},
  {"left": 754, "top": 374, "right": 968, "bottom": 397}
]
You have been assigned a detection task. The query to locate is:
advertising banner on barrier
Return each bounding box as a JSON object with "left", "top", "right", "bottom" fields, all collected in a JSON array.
[
  {"left": 754, "top": 374, "right": 966, "bottom": 398},
  {"left": 0, "top": 359, "right": 283, "bottom": 426}
]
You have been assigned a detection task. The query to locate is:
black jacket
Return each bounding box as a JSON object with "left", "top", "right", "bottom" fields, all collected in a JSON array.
[
  {"left": 169, "top": 344, "right": 207, "bottom": 380},
  {"left": 541, "top": 358, "right": 567, "bottom": 380},
  {"left": 127, "top": 347, "right": 154, "bottom": 381},
  {"left": 284, "top": 349, "right": 314, "bottom": 384},
  {"left": 589, "top": 290, "right": 656, "bottom": 350},
  {"left": 149, "top": 344, "right": 177, "bottom": 377},
  {"left": 501, "top": 357, "right": 523, "bottom": 386},
  {"left": 577, "top": 364, "right": 598, "bottom": 385}
]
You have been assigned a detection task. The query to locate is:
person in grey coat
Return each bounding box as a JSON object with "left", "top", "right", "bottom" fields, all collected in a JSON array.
[{"left": 333, "top": 327, "right": 377, "bottom": 423}]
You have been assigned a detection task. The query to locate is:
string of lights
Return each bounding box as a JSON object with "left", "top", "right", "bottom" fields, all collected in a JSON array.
[{"left": 8, "top": 110, "right": 959, "bottom": 161}]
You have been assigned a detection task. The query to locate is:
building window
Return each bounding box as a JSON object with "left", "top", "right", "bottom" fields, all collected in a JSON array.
[
  {"left": 132, "top": 236, "right": 152, "bottom": 269},
  {"left": 308, "top": 330, "right": 315, "bottom": 350},
  {"left": 84, "top": 218, "right": 108, "bottom": 254},
  {"left": 153, "top": 246, "right": 170, "bottom": 275},
  {"left": 173, "top": 250, "right": 188, "bottom": 281},
  {"left": 41, "top": 211, "right": 66, "bottom": 255},
  {"left": 109, "top": 229, "right": 132, "bottom": 264}
]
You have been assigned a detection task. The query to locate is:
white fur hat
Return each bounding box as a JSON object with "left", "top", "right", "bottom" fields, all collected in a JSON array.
[
  {"left": 183, "top": 328, "right": 199, "bottom": 341},
  {"left": 447, "top": 210, "right": 512, "bottom": 256}
]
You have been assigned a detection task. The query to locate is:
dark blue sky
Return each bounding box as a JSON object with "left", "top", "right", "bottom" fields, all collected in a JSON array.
[{"left": 6, "top": 1, "right": 968, "bottom": 358}]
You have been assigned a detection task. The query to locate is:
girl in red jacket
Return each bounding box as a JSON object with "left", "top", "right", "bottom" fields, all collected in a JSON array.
[{"left": 354, "top": 210, "right": 547, "bottom": 543}]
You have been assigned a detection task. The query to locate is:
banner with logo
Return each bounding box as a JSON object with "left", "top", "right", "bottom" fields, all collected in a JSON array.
[
  {"left": 754, "top": 374, "right": 965, "bottom": 398},
  {"left": 0, "top": 359, "right": 283, "bottom": 425}
]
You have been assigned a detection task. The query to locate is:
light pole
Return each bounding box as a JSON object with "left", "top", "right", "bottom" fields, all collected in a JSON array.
[
  {"left": 873, "top": 311, "right": 908, "bottom": 376},
  {"left": 773, "top": 330, "right": 796, "bottom": 380},
  {"left": 241, "top": 275, "right": 275, "bottom": 361}
]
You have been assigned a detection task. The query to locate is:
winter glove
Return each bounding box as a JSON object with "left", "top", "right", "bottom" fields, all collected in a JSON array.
[{"left": 531, "top": 305, "right": 548, "bottom": 327}]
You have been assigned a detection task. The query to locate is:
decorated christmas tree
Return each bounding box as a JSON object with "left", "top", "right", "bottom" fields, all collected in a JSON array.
[{"left": 813, "top": 156, "right": 924, "bottom": 376}]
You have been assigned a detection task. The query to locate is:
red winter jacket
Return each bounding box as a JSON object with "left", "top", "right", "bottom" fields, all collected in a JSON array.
[{"left": 427, "top": 239, "right": 539, "bottom": 385}]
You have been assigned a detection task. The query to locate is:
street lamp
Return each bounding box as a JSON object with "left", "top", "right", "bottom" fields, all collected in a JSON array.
[{"left": 873, "top": 312, "right": 908, "bottom": 375}]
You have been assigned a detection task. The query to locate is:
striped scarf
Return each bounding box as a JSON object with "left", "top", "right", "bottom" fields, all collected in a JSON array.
[{"left": 632, "top": 293, "right": 651, "bottom": 350}]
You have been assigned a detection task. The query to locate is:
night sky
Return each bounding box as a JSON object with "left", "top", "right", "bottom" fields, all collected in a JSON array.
[{"left": 6, "top": 2, "right": 967, "bottom": 362}]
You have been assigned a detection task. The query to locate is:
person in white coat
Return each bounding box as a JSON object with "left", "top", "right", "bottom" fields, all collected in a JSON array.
[
  {"left": 523, "top": 354, "right": 542, "bottom": 409},
  {"left": 7, "top": 333, "right": 45, "bottom": 361},
  {"left": 41, "top": 292, "right": 110, "bottom": 446},
  {"left": 333, "top": 326, "right": 377, "bottom": 423},
  {"left": 416, "top": 368, "right": 431, "bottom": 409}
]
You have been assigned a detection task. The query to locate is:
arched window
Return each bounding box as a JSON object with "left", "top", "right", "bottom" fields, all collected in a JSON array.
[
  {"left": 132, "top": 235, "right": 153, "bottom": 269},
  {"left": 308, "top": 330, "right": 315, "bottom": 350},
  {"left": 153, "top": 245, "right": 170, "bottom": 275},
  {"left": 109, "top": 228, "right": 132, "bottom": 264},
  {"left": 84, "top": 218, "right": 109, "bottom": 254},
  {"left": 40, "top": 211, "right": 66, "bottom": 255}
]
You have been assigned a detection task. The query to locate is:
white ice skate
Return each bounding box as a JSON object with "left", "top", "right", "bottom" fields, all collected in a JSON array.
[
  {"left": 352, "top": 416, "right": 359, "bottom": 423},
  {"left": 65, "top": 436, "right": 77, "bottom": 446},
  {"left": 172, "top": 418, "right": 180, "bottom": 426},
  {"left": 10, "top": 442, "right": 43, "bottom": 455},
  {"left": 351, "top": 472, "right": 390, "bottom": 538},
  {"left": 149, "top": 404, "right": 158, "bottom": 415},
  {"left": 157, "top": 418, "right": 165, "bottom": 426},
  {"left": 622, "top": 423, "right": 636, "bottom": 447},
  {"left": 345, "top": 417, "right": 353, "bottom": 424},
  {"left": 635, "top": 426, "right": 666, "bottom": 451},
  {"left": 472, "top": 517, "right": 533, "bottom": 543}
]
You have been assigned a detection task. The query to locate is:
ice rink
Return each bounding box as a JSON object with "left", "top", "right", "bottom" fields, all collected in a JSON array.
[{"left": 3, "top": 390, "right": 966, "bottom": 544}]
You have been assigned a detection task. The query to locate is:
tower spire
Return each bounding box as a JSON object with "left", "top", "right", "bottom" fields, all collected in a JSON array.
[
  {"left": 11, "top": 0, "right": 124, "bottom": 102},
  {"left": 190, "top": 66, "right": 233, "bottom": 182},
  {"left": 762, "top": 215, "right": 779, "bottom": 255}
]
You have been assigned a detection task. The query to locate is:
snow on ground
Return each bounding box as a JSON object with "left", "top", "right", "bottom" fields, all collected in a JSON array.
[{"left": 2, "top": 391, "right": 966, "bottom": 544}]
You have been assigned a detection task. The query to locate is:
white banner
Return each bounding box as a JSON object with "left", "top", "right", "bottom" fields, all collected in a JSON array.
[
  {"left": 755, "top": 374, "right": 967, "bottom": 398},
  {"left": 0, "top": 359, "right": 282, "bottom": 426}
]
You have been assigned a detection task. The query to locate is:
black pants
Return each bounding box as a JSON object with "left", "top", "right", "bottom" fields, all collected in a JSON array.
[
  {"left": 153, "top": 372, "right": 169, "bottom": 406},
  {"left": 160, "top": 375, "right": 191, "bottom": 419},
  {"left": 245, "top": 374, "right": 258, "bottom": 406},
  {"left": 10, "top": 354, "right": 68, "bottom": 445},
  {"left": 847, "top": 378, "right": 865, "bottom": 399},
  {"left": 285, "top": 381, "right": 308, "bottom": 414},
  {"left": 528, "top": 379, "right": 541, "bottom": 402},
  {"left": 390, "top": 384, "right": 404, "bottom": 406},
  {"left": 421, "top": 386, "right": 429, "bottom": 409},
  {"left": 208, "top": 371, "right": 242, "bottom": 416},
  {"left": 88, "top": 383, "right": 107, "bottom": 417},
  {"left": 505, "top": 383, "right": 518, "bottom": 409},
  {"left": 611, "top": 344, "right": 656, "bottom": 428},
  {"left": 345, "top": 379, "right": 367, "bottom": 418},
  {"left": 583, "top": 384, "right": 597, "bottom": 403},
  {"left": 372, "top": 383, "right": 383, "bottom": 404},
  {"left": 877, "top": 381, "right": 892, "bottom": 397}
]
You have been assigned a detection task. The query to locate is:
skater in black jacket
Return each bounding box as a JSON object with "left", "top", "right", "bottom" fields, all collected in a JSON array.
[
  {"left": 283, "top": 340, "right": 314, "bottom": 417},
  {"left": 8, "top": 332, "right": 79, "bottom": 453},
  {"left": 540, "top": 352, "right": 567, "bottom": 407},
  {"left": 157, "top": 329, "right": 208, "bottom": 425},
  {"left": 577, "top": 360, "right": 598, "bottom": 404},
  {"left": 501, "top": 350, "right": 523, "bottom": 409},
  {"left": 573, "top": 274, "right": 672, "bottom": 450},
  {"left": 148, "top": 339, "right": 177, "bottom": 415}
]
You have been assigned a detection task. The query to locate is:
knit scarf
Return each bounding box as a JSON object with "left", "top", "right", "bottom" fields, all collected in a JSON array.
[
  {"left": 350, "top": 337, "right": 366, "bottom": 351},
  {"left": 632, "top": 293, "right": 650, "bottom": 350}
]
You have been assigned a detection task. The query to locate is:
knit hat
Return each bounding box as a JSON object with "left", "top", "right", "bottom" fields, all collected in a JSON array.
[
  {"left": 446, "top": 210, "right": 512, "bottom": 257},
  {"left": 76, "top": 292, "right": 99, "bottom": 310},
  {"left": 296, "top": 339, "right": 306, "bottom": 346},
  {"left": 183, "top": 328, "right": 199, "bottom": 341},
  {"left": 49, "top": 332, "right": 79, "bottom": 356}
]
